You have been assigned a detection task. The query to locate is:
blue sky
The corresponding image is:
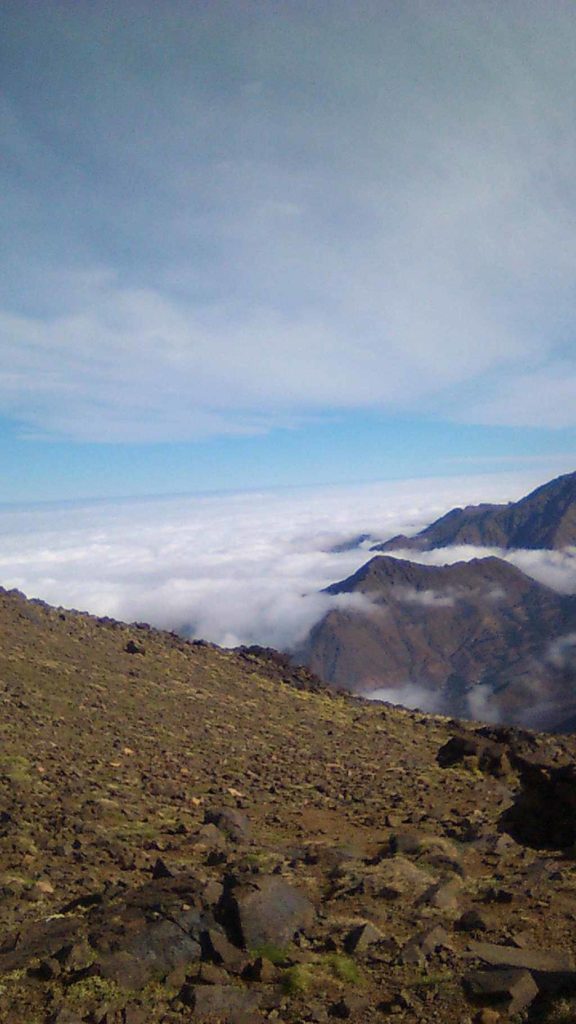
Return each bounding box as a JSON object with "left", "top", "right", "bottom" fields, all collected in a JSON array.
[{"left": 2, "top": 0, "right": 576, "bottom": 502}]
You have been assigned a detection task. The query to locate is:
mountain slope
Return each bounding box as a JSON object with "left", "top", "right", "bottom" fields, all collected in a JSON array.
[
  {"left": 373, "top": 469, "right": 576, "bottom": 552},
  {"left": 296, "top": 555, "right": 576, "bottom": 726},
  {"left": 3, "top": 584, "right": 576, "bottom": 1022}
]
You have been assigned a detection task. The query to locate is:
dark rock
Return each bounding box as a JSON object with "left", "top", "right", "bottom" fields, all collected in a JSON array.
[
  {"left": 329, "top": 994, "right": 370, "bottom": 1018},
  {"left": 345, "top": 921, "right": 383, "bottom": 954},
  {"left": 466, "top": 941, "right": 574, "bottom": 972},
  {"left": 242, "top": 955, "right": 277, "bottom": 982},
  {"left": 417, "top": 877, "right": 462, "bottom": 912},
  {"left": 31, "top": 956, "right": 61, "bottom": 980},
  {"left": 203, "top": 928, "right": 248, "bottom": 973},
  {"left": 123, "top": 1008, "right": 148, "bottom": 1024},
  {"left": 456, "top": 910, "right": 488, "bottom": 934},
  {"left": 463, "top": 968, "right": 538, "bottom": 1013},
  {"left": 437, "top": 733, "right": 511, "bottom": 778},
  {"left": 399, "top": 925, "right": 452, "bottom": 965},
  {"left": 0, "top": 914, "right": 82, "bottom": 972},
  {"left": 151, "top": 857, "right": 173, "bottom": 879},
  {"left": 204, "top": 806, "right": 251, "bottom": 843},
  {"left": 387, "top": 831, "right": 423, "bottom": 856},
  {"left": 125, "top": 640, "right": 145, "bottom": 654},
  {"left": 100, "top": 919, "right": 202, "bottom": 989},
  {"left": 500, "top": 759, "right": 576, "bottom": 849},
  {"left": 482, "top": 886, "right": 513, "bottom": 905},
  {"left": 183, "top": 983, "right": 262, "bottom": 1021},
  {"left": 229, "top": 875, "right": 315, "bottom": 949},
  {"left": 195, "top": 961, "right": 231, "bottom": 984}
]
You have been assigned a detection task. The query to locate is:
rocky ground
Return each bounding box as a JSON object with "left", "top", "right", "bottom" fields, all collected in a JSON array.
[{"left": 0, "top": 586, "right": 576, "bottom": 1023}]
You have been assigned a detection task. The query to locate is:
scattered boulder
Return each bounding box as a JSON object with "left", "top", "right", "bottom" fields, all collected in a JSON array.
[
  {"left": 500, "top": 759, "right": 576, "bottom": 848},
  {"left": 466, "top": 941, "right": 575, "bottom": 973},
  {"left": 204, "top": 806, "right": 251, "bottom": 844},
  {"left": 329, "top": 993, "right": 371, "bottom": 1019},
  {"left": 464, "top": 968, "right": 538, "bottom": 1014},
  {"left": 228, "top": 875, "right": 315, "bottom": 948},
  {"left": 417, "top": 876, "right": 463, "bottom": 913},
  {"left": 125, "top": 639, "right": 145, "bottom": 655},
  {"left": 182, "top": 982, "right": 262, "bottom": 1022},
  {"left": 203, "top": 927, "right": 249, "bottom": 973},
  {"left": 362, "top": 857, "right": 435, "bottom": 901},
  {"left": 437, "top": 732, "right": 511, "bottom": 778},
  {"left": 399, "top": 925, "right": 452, "bottom": 965},
  {"left": 99, "top": 916, "right": 202, "bottom": 989}
]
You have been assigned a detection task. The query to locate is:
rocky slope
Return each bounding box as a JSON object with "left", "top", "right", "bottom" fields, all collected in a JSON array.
[
  {"left": 373, "top": 470, "right": 576, "bottom": 553},
  {"left": 1, "top": 585, "right": 576, "bottom": 1023},
  {"left": 296, "top": 555, "right": 576, "bottom": 728}
]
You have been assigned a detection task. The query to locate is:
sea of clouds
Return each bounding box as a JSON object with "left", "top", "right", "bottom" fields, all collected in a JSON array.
[{"left": 1, "top": 471, "right": 575, "bottom": 663}]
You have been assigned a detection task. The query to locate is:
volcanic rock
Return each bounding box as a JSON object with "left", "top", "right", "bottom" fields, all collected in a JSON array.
[
  {"left": 463, "top": 968, "right": 539, "bottom": 1014},
  {"left": 500, "top": 758, "right": 576, "bottom": 848},
  {"left": 228, "top": 875, "right": 315, "bottom": 948}
]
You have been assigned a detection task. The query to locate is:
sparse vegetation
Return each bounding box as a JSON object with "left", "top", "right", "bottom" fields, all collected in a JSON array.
[
  {"left": 251, "top": 942, "right": 290, "bottom": 965},
  {"left": 281, "top": 964, "right": 314, "bottom": 995},
  {"left": 64, "top": 976, "right": 122, "bottom": 1011},
  {"left": 322, "top": 953, "right": 361, "bottom": 984},
  {"left": 0, "top": 584, "right": 575, "bottom": 1024}
]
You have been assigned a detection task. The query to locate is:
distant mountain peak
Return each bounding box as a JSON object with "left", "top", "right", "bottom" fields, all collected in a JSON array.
[{"left": 373, "top": 470, "right": 576, "bottom": 553}]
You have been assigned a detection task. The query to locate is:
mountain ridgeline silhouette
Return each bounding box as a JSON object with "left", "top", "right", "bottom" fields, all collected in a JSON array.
[
  {"left": 296, "top": 471, "right": 576, "bottom": 731},
  {"left": 373, "top": 470, "right": 576, "bottom": 552}
]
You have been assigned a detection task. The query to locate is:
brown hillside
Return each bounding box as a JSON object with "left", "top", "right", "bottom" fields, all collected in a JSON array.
[
  {"left": 1, "top": 586, "right": 576, "bottom": 1023},
  {"left": 296, "top": 556, "right": 576, "bottom": 728}
]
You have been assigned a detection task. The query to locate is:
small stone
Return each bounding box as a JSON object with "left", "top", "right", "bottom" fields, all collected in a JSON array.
[
  {"left": 400, "top": 925, "right": 452, "bottom": 965},
  {"left": 36, "top": 879, "right": 55, "bottom": 894},
  {"left": 242, "top": 955, "right": 277, "bottom": 982},
  {"left": 476, "top": 1011, "right": 501, "bottom": 1024},
  {"left": 457, "top": 910, "right": 488, "bottom": 933},
  {"left": 151, "top": 856, "right": 173, "bottom": 879},
  {"left": 329, "top": 994, "right": 370, "bottom": 1019},
  {"left": 195, "top": 962, "right": 231, "bottom": 984},
  {"left": 125, "top": 640, "right": 145, "bottom": 654},
  {"left": 418, "top": 877, "right": 462, "bottom": 912},
  {"left": 204, "top": 928, "right": 248, "bottom": 973},
  {"left": 345, "top": 921, "right": 383, "bottom": 954}
]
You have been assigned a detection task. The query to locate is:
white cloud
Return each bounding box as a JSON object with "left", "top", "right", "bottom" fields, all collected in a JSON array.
[
  {"left": 383, "top": 543, "right": 576, "bottom": 595},
  {"left": 547, "top": 633, "right": 576, "bottom": 671},
  {"left": 0, "top": 472, "right": 544, "bottom": 651},
  {"left": 364, "top": 683, "right": 441, "bottom": 715},
  {"left": 395, "top": 587, "right": 455, "bottom": 608},
  {"left": 2, "top": 3, "right": 576, "bottom": 438}
]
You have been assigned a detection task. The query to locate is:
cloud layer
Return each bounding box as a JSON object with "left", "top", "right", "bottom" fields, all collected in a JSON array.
[
  {"left": 2, "top": 2, "right": 576, "bottom": 440},
  {"left": 0, "top": 472, "right": 574, "bottom": 659}
]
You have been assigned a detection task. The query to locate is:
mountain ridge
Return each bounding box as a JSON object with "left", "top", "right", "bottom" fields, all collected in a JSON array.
[
  {"left": 372, "top": 469, "right": 576, "bottom": 552},
  {"left": 297, "top": 553, "right": 576, "bottom": 728}
]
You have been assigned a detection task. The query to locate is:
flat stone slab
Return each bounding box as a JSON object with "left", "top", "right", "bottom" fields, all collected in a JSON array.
[{"left": 466, "top": 941, "right": 575, "bottom": 973}]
